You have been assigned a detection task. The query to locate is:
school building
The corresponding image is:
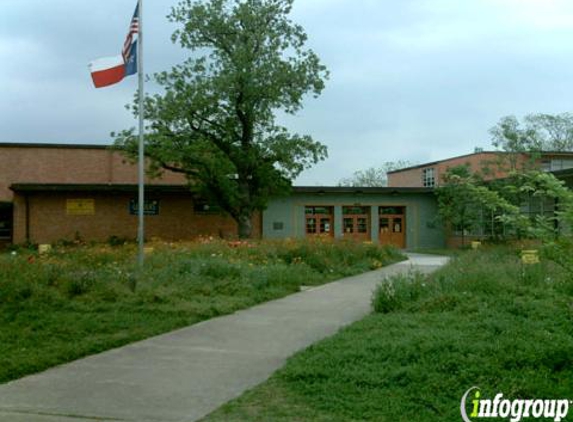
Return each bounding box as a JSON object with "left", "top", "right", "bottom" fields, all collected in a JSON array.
[
  {"left": 387, "top": 150, "right": 573, "bottom": 188},
  {"left": 2, "top": 144, "right": 572, "bottom": 250},
  {"left": 0, "top": 143, "right": 445, "bottom": 249}
]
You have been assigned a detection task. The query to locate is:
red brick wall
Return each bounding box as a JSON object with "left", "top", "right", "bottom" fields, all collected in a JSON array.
[
  {"left": 386, "top": 168, "right": 425, "bottom": 187},
  {"left": 387, "top": 152, "right": 531, "bottom": 187},
  {"left": 0, "top": 145, "right": 186, "bottom": 201},
  {"left": 13, "top": 191, "right": 261, "bottom": 244}
]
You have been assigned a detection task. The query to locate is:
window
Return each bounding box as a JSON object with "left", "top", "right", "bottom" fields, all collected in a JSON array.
[
  {"left": 306, "top": 218, "right": 317, "bottom": 234},
  {"left": 380, "top": 217, "right": 390, "bottom": 233},
  {"left": 305, "top": 206, "right": 333, "bottom": 236},
  {"left": 343, "top": 206, "right": 368, "bottom": 215},
  {"left": 379, "top": 206, "right": 405, "bottom": 216},
  {"left": 320, "top": 218, "right": 331, "bottom": 233},
  {"left": 273, "top": 222, "right": 284, "bottom": 231},
  {"left": 357, "top": 218, "right": 368, "bottom": 233},
  {"left": 305, "top": 206, "right": 332, "bottom": 215},
  {"left": 520, "top": 196, "right": 556, "bottom": 221},
  {"left": 0, "top": 204, "right": 12, "bottom": 240},
  {"left": 422, "top": 168, "right": 435, "bottom": 187},
  {"left": 343, "top": 218, "right": 354, "bottom": 233},
  {"left": 392, "top": 217, "right": 403, "bottom": 233},
  {"left": 543, "top": 159, "right": 573, "bottom": 172}
]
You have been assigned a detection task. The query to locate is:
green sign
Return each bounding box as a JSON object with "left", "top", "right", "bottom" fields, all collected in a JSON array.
[{"left": 129, "top": 199, "right": 160, "bottom": 216}]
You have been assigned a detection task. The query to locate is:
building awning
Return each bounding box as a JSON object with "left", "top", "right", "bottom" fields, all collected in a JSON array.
[
  {"left": 10, "top": 183, "right": 195, "bottom": 194},
  {"left": 9, "top": 183, "right": 434, "bottom": 196}
]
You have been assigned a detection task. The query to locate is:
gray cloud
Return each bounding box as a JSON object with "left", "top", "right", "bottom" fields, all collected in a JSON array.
[{"left": 2, "top": 0, "right": 573, "bottom": 185}]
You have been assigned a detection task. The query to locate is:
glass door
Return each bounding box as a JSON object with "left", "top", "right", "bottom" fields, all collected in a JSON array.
[
  {"left": 305, "top": 206, "right": 334, "bottom": 237},
  {"left": 342, "top": 206, "right": 370, "bottom": 241}
]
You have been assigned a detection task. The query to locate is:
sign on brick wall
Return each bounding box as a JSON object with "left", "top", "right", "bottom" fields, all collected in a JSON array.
[
  {"left": 129, "top": 199, "right": 160, "bottom": 216},
  {"left": 66, "top": 199, "right": 95, "bottom": 215}
]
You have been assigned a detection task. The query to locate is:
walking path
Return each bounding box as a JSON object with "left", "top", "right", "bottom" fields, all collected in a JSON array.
[{"left": 0, "top": 253, "right": 449, "bottom": 422}]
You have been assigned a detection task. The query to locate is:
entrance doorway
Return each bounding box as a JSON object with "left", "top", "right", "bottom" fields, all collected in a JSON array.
[
  {"left": 305, "top": 206, "right": 334, "bottom": 237},
  {"left": 342, "top": 206, "right": 370, "bottom": 241},
  {"left": 0, "top": 203, "right": 13, "bottom": 244},
  {"left": 379, "top": 206, "right": 405, "bottom": 248}
]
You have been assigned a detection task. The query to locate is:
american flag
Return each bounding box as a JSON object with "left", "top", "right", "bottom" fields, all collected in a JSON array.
[{"left": 122, "top": 4, "right": 139, "bottom": 63}]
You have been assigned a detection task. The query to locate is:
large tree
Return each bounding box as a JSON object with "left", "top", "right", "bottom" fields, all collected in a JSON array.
[
  {"left": 338, "top": 160, "right": 416, "bottom": 187},
  {"left": 115, "top": 0, "right": 328, "bottom": 238},
  {"left": 490, "top": 113, "right": 573, "bottom": 153}
]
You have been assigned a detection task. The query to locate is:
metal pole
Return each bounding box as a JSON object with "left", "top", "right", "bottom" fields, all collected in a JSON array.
[{"left": 137, "top": 0, "right": 145, "bottom": 268}]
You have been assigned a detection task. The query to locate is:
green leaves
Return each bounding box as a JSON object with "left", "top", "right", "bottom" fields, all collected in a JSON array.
[
  {"left": 490, "top": 113, "right": 573, "bottom": 153},
  {"left": 115, "top": 0, "right": 328, "bottom": 237},
  {"left": 436, "top": 165, "right": 524, "bottom": 242}
]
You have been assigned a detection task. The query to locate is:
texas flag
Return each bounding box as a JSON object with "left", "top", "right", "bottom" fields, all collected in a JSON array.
[{"left": 89, "top": 4, "right": 139, "bottom": 88}]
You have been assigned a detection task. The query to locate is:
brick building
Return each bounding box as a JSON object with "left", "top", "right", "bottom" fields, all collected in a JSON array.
[
  {"left": 0, "top": 143, "right": 447, "bottom": 249},
  {"left": 386, "top": 151, "right": 573, "bottom": 248},
  {"left": 0, "top": 143, "right": 261, "bottom": 246},
  {"left": 4, "top": 144, "right": 573, "bottom": 249},
  {"left": 387, "top": 151, "right": 573, "bottom": 188}
]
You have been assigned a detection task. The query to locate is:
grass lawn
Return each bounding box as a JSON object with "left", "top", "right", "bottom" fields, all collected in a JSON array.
[
  {"left": 0, "top": 238, "right": 403, "bottom": 384},
  {"left": 201, "top": 247, "right": 573, "bottom": 422}
]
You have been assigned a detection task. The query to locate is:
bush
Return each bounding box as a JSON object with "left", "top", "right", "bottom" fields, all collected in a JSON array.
[
  {"left": 372, "top": 270, "right": 427, "bottom": 313},
  {"left": 372, "top": 246, "right": 568, "bottom": 316}
]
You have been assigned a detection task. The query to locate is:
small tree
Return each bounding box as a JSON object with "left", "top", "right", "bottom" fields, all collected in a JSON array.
[
  {"left": 436, "top": 165, "right": 522, "bottom": 246},
  {"left": 115, "top": 0, "right": 329, "bottom": 238},
  {"left": 501, "top": 171, "right": 573, "bottom": 271}
]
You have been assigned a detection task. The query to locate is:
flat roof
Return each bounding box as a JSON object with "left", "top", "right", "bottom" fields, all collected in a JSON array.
[
  {"left": 10, "top": 183, "right": 194, "bottom": 194},
  {"left": 387, "top": 150, "right": 573, "bottom": 174},
  {"left": 0, "top": 142, "right": 113, "bottom": 150},
  {"left": 293, "top": 186, "right": 434, "bottom": 194},
  {"left": 10, "top": 183, "right": 434, "bottom": 195}
]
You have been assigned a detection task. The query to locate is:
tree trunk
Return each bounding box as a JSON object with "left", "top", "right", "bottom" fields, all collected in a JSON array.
[{"left": 237, "top": 214, "right": 253, "bottom": 239}]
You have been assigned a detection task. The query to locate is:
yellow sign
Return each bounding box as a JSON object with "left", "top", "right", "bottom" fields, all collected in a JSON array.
[
  {"left": 66, "top": 199, "right": 95, "bottom": 216},
  {"left": 521, "top": 250, "right": 540, "bottom": 265}
]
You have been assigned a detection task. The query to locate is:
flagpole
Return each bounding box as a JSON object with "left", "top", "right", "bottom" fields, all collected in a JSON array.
[{"left": 137, "top": 0, "right": 145, "bottom": 269}]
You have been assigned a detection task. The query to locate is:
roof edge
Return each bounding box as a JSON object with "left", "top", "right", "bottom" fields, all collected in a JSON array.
[
  {"left": 292, "top": 186, "right": 434, "bottom": 194},
  {"left": 10, "top": 183, "right": 194, "bottom": 194},
  {"left": 9, "top": 183, "right": 434, "bottom": 195},
  {"left": 387, "top": 150, "right": 573, "bottom": 174},
  {"left": 0, "top": 142, "right": 115, "bottom": 150}
]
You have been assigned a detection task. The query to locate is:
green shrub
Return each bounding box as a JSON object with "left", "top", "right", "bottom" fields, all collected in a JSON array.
[
  {"left": 202, "top": 245, "right": 573, "bottom": 422},
  {"left": 372, "top": 246, "right": 569, "bottom": 317},
  {"left": 372, "top": 270, "right": 427, "bottom": 313},
  {"left": 198, "top": 259, "right": 243, "bottom": 280},
  {"left": 0, "top": 239, "right": 404, "bottom": 384}
]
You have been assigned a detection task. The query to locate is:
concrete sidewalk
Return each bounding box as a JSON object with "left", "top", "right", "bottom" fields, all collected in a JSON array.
[{"left": 0, "top": 253, "right": 449, "bottom": 422}]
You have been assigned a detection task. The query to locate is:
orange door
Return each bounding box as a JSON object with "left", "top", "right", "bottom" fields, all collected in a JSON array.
[
  {"left": 305, "top": 206, "right": 334, "bottom": 238},
  {"left": 379, "top": 207, "right": 406, "bottom": 248},
  {"left": 342, "top": 206, "right": 370, "bottom": 241}
]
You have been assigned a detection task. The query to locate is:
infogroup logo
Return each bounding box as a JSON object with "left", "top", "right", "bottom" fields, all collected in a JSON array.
[{"left": 460, "top": 387, "right": 571, "bottom": 422}]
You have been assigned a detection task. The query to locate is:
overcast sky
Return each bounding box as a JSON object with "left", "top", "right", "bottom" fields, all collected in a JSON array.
[{"left": 2, "top": 0, "right": 573, "bottom": 185}]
